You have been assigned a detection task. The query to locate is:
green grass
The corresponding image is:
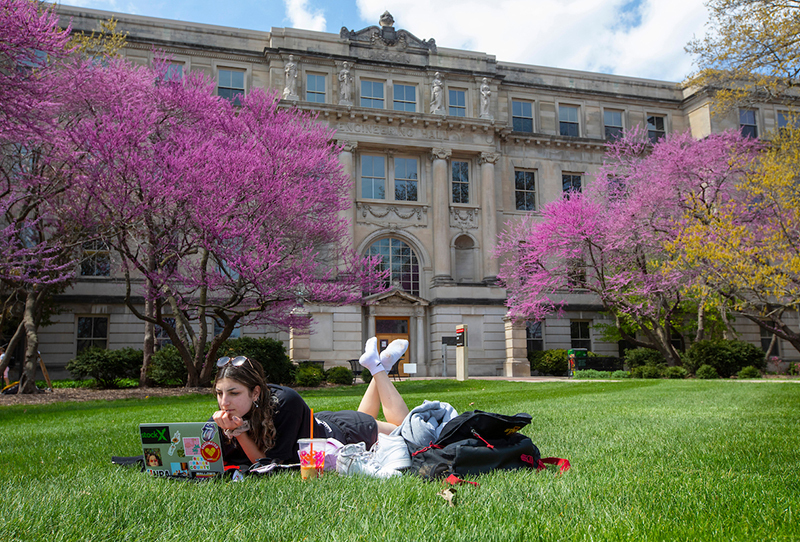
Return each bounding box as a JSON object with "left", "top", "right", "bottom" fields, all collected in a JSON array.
[{"left": 1, "top": 379, "right": 798, "bottom": 541}]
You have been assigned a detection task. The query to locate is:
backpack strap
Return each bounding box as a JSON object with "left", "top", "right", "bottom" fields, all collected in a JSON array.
[
  {"left": 445, "top": 474, "right": 480, "bottom": 487},
  {"left": 537, "top": 457, "right": 571, "bottom": 473}
]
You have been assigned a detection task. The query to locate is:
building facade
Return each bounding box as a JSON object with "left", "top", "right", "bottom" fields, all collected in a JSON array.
[{"left": 38, "top": 5, "right": 797, "bottom": 380}]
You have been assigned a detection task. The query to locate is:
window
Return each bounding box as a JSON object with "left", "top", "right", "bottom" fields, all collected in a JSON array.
[
  {"left": 514, "top": 170, "right": 536, "bottom": 211},
  {"left": 604, "top": 110, "right": 623, "bottom": 140},
  {"left": 360, "top": 80, "right": 384, "bottom": 109},
  {"left": 366, "top": 238, "right": 420, "bottom": 296},
  {"left": 80, "top": 240, "right": 110, "bottom": 277},
  {"left": 393, "top": 84, "right": 416, "bottom": 112},
  {"left": 526, "top": 321, "right": 544, "bottom": 353},
  {"left": 306, "top": 73, "right": 326, "bottom": 103},
  {"left": 164, "top": 62, "right": 183, "bottom": 81},
  {"left": 740, "top": 109, "right": 758, "bottom": 138},
  {"left": 218, "top": 68, "right": 244, "bottom": 105},
  {"left": 361, "top": 155, "right": 386, "bottom": 199},
  {"left": 777, "top": 111, "right": 798, "bottom": 131},
  {"left": 394, "top": 158, "right": 418, "bottom": 201},
  {"left": 449, "top": 89, "right": 466, "bottom": 117},
  {"left": 761, "top": 326, "right": 779, "bottom": 357},
  {"left": 512, "top": 100, "right": 533, "bottom": 133},
  {"left": 154, "top": 317, "right": 175, "bottom": 350},
  {"left": 562, "top": 174, "right": 582, "bottom": 199},
  {"left": 452, "top": 161, "right": 469, "bottom": 204},
  {"left": 647, "top": 115, "right": 666, "bottom": 143},
  {"left": 214, "top": 319, "right": 241, "bottom": 339},
  {"left": 77, "top": 316, "right": 108, "bottom": 353},
  {"left": 559, "top": 105, "right": 579, "bottom": 137},
  {"left": 570, "top": 320, "right": 591, "bottom": 350}
]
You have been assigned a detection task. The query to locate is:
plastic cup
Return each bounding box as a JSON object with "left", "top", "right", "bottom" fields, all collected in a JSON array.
[{"left": 297, "top": 438, "right": 327, "bottom": 480}]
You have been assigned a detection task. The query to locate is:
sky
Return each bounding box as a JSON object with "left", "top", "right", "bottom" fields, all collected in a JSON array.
[{"left": 53, "top": 0, "right": 711, "bottom": 82}]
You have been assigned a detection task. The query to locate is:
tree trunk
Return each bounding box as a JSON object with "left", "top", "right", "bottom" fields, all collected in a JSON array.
[
  {"left": 0, "top": 320, "right": 24, "bottom": 382},
  {"left": 18, "top": 291, "right": 43, "bottom": 394},
  {"left": 140, "top": 295, "right": 155, "bottom": 387},
  {"left": 696, "top": 298, "right": 706, "bottom": 343}
]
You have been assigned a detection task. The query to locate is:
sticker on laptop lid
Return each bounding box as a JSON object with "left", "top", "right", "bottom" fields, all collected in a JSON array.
[
  {"left": 201, "top": 441, "right": 221, "bottom": 463},
  {"left": 201, "top": 422, "right": 217, "bottom": 442},
  {"left": 168, "top": 430, "right": 181, "bottom": 456},
  {"left": 183, "top": 437, "right": 201, "bottom": 456}
]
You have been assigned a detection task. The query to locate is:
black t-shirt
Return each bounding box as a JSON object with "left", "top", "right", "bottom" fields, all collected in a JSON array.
[{"left": 218, "top": 384, "right": 328, "bottom": 467}]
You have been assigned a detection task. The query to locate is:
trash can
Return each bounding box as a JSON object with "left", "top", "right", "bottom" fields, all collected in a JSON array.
[{"left": 567, "top": 348, "right": 588, "bottom": 377}]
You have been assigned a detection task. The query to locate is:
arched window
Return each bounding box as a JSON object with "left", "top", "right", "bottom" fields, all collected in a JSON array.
[{"left": 366, "top": 238, "right": 420, "bottom": 296}]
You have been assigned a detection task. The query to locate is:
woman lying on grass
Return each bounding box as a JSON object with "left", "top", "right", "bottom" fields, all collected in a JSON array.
[{"left": 212, "top": 337, "right": 410, "bottom": 467}]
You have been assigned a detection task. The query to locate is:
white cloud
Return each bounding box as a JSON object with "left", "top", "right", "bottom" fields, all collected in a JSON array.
[
  {"left": 355, "top": 0, "right": 709, "bottom": 82},
  {"left": 284, "top": 0, "right": 327, "bottom": 32}
]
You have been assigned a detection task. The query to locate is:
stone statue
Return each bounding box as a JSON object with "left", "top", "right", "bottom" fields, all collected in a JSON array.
[
  {"left": 379, "top": 11, "right": 395, "bottom": 27},
  {"left": 338, "top": 61, "right": 353, "bottom": 105},
  {"left": 430, "top": 72, "right": 444, "bottom": 115},
  {"left": 480, "top": 77, "right": 492, "bottom": 119},
  {"left": 282, "top": 55, "right": 298, "bottom": 100}
]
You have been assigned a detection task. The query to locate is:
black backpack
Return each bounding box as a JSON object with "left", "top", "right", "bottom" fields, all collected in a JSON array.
[{"left": 408, "top": 410, "right": 541, "bottom": 481}]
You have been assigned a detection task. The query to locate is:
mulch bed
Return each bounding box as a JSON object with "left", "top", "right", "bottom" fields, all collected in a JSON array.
[{"left": 0, "top": 386, "right": 213, "bottom": 406}]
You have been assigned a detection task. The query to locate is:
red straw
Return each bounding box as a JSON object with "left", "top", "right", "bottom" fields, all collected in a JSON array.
[{"left": 310, "top": 408, "right": 314, "bottom": 441}]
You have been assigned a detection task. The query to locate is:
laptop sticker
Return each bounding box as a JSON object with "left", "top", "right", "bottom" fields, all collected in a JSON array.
[
  {"left": 171, "top": 462, "right": 190, "bottom": 476},
  {"left": 183, "top": 437, "right": 201, "bottom": 456},
  {"left": 168, "top": 430, "right": 181, "bottom": 456},
  {"left": 189, "top": 457, "right": 210, "bottom": 471},
  {"left": 200, "top": 441, "right": 221, "bottom": 463},
  {"left": 201, "top": 422, "right": 217, "bottom": 442},
  {"left": 144, "top": 448, "right": 163, "bottom": 467}
]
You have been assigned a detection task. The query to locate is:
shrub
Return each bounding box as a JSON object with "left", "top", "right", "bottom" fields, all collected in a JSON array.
[
  {"left": 148, "top": 345, "right": 188, "bottom": 387},
  {"left": 685, "top": 339, "right": 765, "bottom": 378},
  {"left": 325, "top": 366, "right": 354, "bottom": 385},
  {"left": 665, "top": 366, "right": 688, "bottom": 379},
  {"left": 528, "top": 350, "right": 546, "bottom": 375},
  {"left": 640, "top": 365, "right": 664, "bottom": 379},
  {"left": 295, "top": 363, "right": 324, "bottom": 387},
  {"left": 217, "top": 337, "right": 295, "bottom": 385},
  {"left": 66, "top": 347, "right": 142, "bottom": 388},
  {"left": 610, "top": 370, "right": 630, "bottom": 379},
  {"left": 624, "top": 348, "right": 665, "bottom": 369},
  {"left": 532, "top": 349, "right": 568, "bottom": 376},
  {"left": 360, "top": 370, "right": 372, "bottom": 384},
  {"left": 696, "top": 364, "right": 719, "bottom": 379},
  {"left": 738, "top": 365, "right": 762, "bottom": 379},
  {"left": 573, "top": 369, "right": 611, "bottom": 379}
]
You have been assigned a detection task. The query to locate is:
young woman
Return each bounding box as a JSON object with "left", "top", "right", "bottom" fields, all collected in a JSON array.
[{"left": 212, "top": 337, "right": 410, "bottom": 467}]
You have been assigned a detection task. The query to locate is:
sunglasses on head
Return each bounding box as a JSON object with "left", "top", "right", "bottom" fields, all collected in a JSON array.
[{"left": 216, "top": 355, "right": 254, "bottom": 369}]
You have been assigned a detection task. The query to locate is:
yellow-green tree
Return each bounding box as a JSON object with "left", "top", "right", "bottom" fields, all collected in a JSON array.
[
  {"left": 686, "top": 0, "right": 800, "bottom": 114},
  {"left": 672, "top": 125, "right": 800, "bottom": 353}
]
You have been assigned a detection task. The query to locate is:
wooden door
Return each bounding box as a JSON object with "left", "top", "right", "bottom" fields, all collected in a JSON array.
[{"left": 376, "top": 318, "right": 410, "bottom": 377}]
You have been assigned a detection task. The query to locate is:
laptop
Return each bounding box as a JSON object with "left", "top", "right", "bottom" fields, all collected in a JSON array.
[{"left": 139, "top": 422, "right": 225, "bottom": 479}]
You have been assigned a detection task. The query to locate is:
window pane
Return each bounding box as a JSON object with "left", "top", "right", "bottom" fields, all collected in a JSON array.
[{"left": 452, "top": 161, "right": 469, "bottom": 204}]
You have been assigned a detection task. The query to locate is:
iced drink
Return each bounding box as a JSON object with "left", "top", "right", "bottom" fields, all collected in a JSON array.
[{"left": 297, "top": 438, "right": 326, "bottom": 479}]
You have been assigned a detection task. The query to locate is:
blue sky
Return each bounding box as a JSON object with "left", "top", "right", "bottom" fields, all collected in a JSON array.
[{"left": 54, "top": 0, "right": 710, "bottom": 82}]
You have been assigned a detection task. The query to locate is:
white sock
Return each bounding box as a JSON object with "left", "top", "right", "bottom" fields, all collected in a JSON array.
[
  {"left": 380, "top": 339, "right": 408, "bottom": 370},
  {"left": 359, "top": 337, "right": 385, "bottom": 375}
]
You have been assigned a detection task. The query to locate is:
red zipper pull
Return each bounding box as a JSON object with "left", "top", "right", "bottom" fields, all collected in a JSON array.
[{"left": 471, "top": 429, "right": 494, "bottom": 449}]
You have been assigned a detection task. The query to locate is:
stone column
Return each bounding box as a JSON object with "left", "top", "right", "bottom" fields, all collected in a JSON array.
[
  {"left": 289, "top": 309, "right": 312, "bottom": 363},
  {"left": 480, "top": 152, "right": 500, "bottom": 282},
  {"left": 431, "top": 147, "right": 452, "bottom": 284},
  {"left": 503, "top": 314, "right": 531, "bottom": 377},
  {"left": 415, "top": 306, "right": 425, "bottom": 375},
  {"left": 338, "top": 140, "right": 358, "bottom": 245},
  {"left": 367, "top": 305, "right": 376, "bottom": 338}
]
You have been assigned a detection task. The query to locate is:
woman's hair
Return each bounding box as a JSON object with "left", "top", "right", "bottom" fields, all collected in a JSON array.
[{"left": 215, "top": 360, "right": 277, "bottom": 453}]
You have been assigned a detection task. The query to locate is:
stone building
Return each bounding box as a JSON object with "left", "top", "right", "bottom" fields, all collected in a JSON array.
[{"left": 37, "top": 5, "right": 796, "bottom": 379}]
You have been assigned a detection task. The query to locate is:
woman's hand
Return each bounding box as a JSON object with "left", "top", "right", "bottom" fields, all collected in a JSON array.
[{"left": 212, "top": 409, "right": 244, "bottom": 431}]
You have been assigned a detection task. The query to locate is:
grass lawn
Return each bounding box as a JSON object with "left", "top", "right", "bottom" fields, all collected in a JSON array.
[{"left": 1, "top": 379, "right": 798, "bottom": 541}]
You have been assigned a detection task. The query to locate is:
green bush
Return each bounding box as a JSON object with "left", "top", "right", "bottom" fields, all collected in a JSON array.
[
  {"left": 532, "top": 349, "right": 568, "bottom": 376},
  {"left": 624, "top": 348, "right": 666, "bottom": 368},
  {"left": 527, "top": 350, "right": 546, "bottom": 375},
  {"left": 610, "top": 370, "right": 630, "bottom": 379},
  {"left": 665, "top": 366, "right": 688, "bottom": 379},
  {"left": 325, "top": 366, "right": 354, "bottom": 385},
  {"left": 573, "top": 369, "right": 612, "bottom": 379},
  {"left": 66, "top": 347, "right": 143, "bottom": 389},
  {"left": 360, "top": 370, "right": 372, "bottom": 384},
  {"left": 217, "top": 337, "right": 295, "bottom": 385},
  {"left": 148, "top": 345, "right": 188, "bottom": 387},
  {"left": 295, "top": 363, "right": 324, "bottom": 387},
  {"left": 696, "top": 364, "right": 719, "bottom": 379},
  {"left": 640, "top": 365, "right": 664, "bottom": 379},
  {"left": 738, "top": 365, "right": 762, "bottom": 379},
  {"left": 685, "top": 339, "right": 765, "bottom": 378}
]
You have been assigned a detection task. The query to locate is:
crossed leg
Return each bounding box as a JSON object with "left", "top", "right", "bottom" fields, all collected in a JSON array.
[{"left": 357, "top": 338, "right": 410, "bottom": 433}]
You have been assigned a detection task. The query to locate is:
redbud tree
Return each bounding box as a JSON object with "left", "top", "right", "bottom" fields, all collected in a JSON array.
[{"left": 497, "top": 130, "right": 760, "bottom": 366}]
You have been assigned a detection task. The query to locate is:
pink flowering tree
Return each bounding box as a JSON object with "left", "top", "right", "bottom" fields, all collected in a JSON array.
[
  {"left": 0, "top": 0, "right": 83, "bottom": 392},
  {"left": 496, "top": 130, "right": 760, "bottom": 366},
  {"left": 64, "top": 60, "right": 383, "bottom": 387}
]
